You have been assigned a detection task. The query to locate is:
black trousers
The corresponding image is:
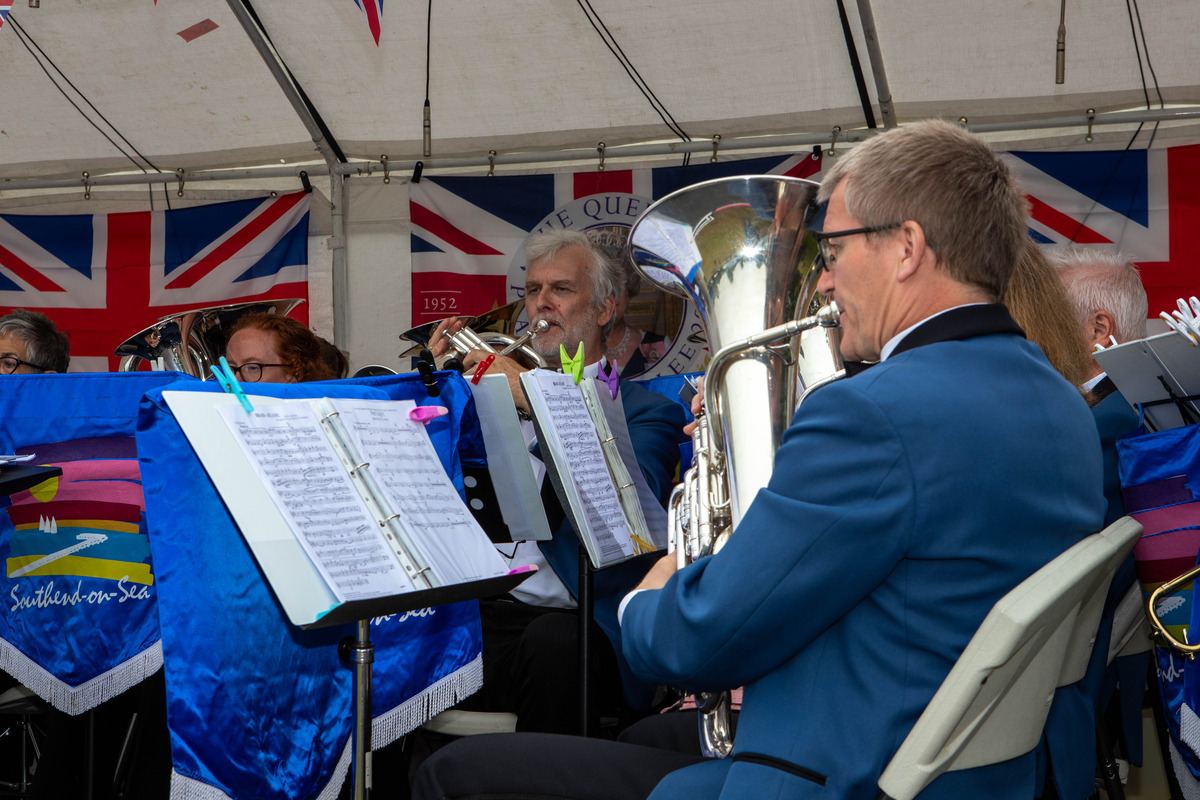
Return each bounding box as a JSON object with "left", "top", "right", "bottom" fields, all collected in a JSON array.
[
  {"left": 456, "top": 597, "right": 625, "bottom": 735},
  {"left": 411, "top": 732, "right": 705, "bottom": 800}
]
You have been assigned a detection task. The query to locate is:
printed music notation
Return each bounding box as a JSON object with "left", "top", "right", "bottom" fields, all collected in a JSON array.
[
  {"left": 520, "top": 370, "right": 634, "bottom": 568},
  {"left": 167, "top": 389, "right": 531, "bottom": 628},
  {"left": 333, "top": 399, "right": 504, "bottom": 584},
  {"left": 219, "top": 404, "right": 415, "bottom": 602}
]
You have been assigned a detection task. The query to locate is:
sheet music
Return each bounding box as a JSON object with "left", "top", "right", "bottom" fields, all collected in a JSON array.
[
  {"left": 217, "top": 403, "right": 414, "bottom": 602},
  {"left": 521, "top": 370, "right": 633, "bottom": 567},
  {"left": 327, "top": 398, "right": 508, "bottom": 584}
]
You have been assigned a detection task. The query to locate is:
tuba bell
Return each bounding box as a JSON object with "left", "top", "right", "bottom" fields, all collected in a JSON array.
[
  {"left": 115, "top": 299, "right": 305, "bottom": 378},
  {"left": 626, "top": 175, "right": 844, "bottom": 758}
]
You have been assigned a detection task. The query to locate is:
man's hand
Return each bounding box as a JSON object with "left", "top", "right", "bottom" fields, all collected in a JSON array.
[
  {"left": 683, "top": 375, "right": 706, "bottom": 436},
  {"left": 634, "top": 553, "right": 678, "bottom": 592},
  {"left": 428, "top": 316, "right": 466, "bottom": 364},
  {"left": 462, "top": 350, "right": 531, "bottom": 414}
]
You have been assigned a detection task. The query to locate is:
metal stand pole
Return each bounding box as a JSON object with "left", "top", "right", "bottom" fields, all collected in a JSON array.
[
  {"left": 340, "top": 620, "right": 375, "bottom": 800},
  {"left": 578, "top": 545, "right": 594, "bottom": 737}
]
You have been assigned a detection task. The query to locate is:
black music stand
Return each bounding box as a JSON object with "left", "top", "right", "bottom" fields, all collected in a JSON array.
[{"left": 0, "top": 465, "right": 62, "bottom": 498}]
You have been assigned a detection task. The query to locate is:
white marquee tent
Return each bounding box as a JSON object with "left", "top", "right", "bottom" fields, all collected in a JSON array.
[{"left": 2, "top": 0, "right": 1198, "bottom": 371}]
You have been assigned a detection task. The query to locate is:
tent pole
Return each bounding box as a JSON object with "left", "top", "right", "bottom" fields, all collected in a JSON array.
[
  {"left": 854, "top": 0, "right": 897, "bottom": 128},
  {"left": 224, "top": 0, "right": 344, "bottom": 172},
  {"left": 332, "top": 172, "right": 349, "bottom": 347}
]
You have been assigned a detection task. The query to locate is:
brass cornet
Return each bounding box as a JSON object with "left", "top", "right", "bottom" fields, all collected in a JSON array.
[{"left": 399, "top": 299, "right": 549, "bottom": 370}]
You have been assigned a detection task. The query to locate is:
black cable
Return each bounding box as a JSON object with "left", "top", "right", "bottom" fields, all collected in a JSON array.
[
  {"left": 425, "top": 0, "right": 433, "bottom": 103},
  {"left": 572, "top": 0, "right": 692, "bottom": 164},
  {"left": 574, "top": 0, "right": 689, "bottom": 142},
  {"left": 834, "top": 0, "right": 878, "bottom": 129},
  {"left": 1124, "top": 0, "right": 1151, "bottom": 113},
  {"left": 1129, "top": 0, "right": 1162, "bottom": 149},
  {"left": 8, "top": 16, "right": 161, "bottom": 176},
  {"left": 1063, "top": 0, "right": 1163, "bottom": 241}
]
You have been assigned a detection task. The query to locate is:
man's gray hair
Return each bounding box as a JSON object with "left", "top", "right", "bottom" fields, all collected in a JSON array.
[
  {"left": 0, "top": 309, "right": 71, "bottom": 372},
  {"left": 524, "top": 230, "right": 624, "bottom": 336},
  {"left": 1044, "top": 245, "right": 1148, "bottom": 342},
  {"left": 817, "top": 119, "right": 1027, "bottom": 301}
]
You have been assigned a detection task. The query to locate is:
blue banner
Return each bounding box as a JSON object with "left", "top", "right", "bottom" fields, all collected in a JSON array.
[
  {"left": 0, "top": 371, "right": 194, "bottom": 713},
  {"left": 138, "top": 373, "right": 485, "bottom": 800}
]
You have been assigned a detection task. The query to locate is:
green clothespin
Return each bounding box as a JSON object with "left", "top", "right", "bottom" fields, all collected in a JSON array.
[{"left": 559, "top": 342, "right": 584, "bottom": 384}]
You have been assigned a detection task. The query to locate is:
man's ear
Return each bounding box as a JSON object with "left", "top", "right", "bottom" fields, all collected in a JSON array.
[
  {"left": 895, "top": 220, "right": 931, "bottom": 283},
  {"left": 1087, "top": 309, "right": 1118, "bottom": 348},
  {"left": 597, "top": 295, "right": 616, "bottom": 330}
]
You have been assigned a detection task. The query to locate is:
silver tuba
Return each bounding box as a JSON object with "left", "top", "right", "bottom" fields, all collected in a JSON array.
[
  {"left": 115, "top": 299, "right": 305, "bottom": 378},
  {"left": 626, "top": 175, "right": 844, "bottom": 758}
]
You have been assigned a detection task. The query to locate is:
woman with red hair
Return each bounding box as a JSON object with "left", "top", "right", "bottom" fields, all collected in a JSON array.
[{"left": 223, "top": 312, "right": 338, "bottom": 383}]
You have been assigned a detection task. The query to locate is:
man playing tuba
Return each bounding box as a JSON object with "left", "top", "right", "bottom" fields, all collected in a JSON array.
[{"left": 413, "top": 119, "right": 1106, "bottom": 800}]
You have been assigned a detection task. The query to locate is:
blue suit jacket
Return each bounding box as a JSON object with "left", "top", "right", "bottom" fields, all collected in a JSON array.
[
  {"left": 538, "top": 379, "right": 688, "bottom": 708},
  {"left": 622, "top": 305, "right": 1106, "bottom": 800}
]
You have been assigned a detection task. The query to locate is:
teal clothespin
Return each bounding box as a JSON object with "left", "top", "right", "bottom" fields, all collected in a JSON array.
[
  {"left": 212, "top": 356, "right": 254, "bottom": 413},
  {"left": 559, "top": 342, "right": 584, "bottom": 384}
]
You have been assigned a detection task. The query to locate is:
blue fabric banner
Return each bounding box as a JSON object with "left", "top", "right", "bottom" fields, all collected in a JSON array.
[
  {"left": 137, "top": 372, "right": 485, "bottom": 800},
  {"left": 0, "top": 371, "right": 194, "bottom": 713}
]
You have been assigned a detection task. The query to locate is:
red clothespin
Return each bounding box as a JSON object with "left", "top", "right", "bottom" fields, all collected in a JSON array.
[{"left": 471, "top": 354, "right": 496, "bottom": 385}]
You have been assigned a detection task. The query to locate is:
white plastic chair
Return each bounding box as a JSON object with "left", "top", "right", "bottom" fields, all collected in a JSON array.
[{"left": 876, "top": 516, "right": 1144, "bottom": 800}]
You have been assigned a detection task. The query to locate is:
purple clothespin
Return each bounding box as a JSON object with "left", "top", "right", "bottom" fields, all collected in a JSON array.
[{"left": 597, "top": 357, "right": 620, "bottom": 400}]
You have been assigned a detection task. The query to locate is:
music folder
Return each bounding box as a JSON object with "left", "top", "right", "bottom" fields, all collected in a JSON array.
[
  {"left": 164, "top": 390, "right": 533, "bottom": 629},
  {"left": 518, "top": 369, "right": 667, "bottom": 571},
  {"left": 1095, "top": 330, "right": 1200, "bottom": 431},
  {"left": 465, "top": 373, "right": 552, "bottom": 543}
]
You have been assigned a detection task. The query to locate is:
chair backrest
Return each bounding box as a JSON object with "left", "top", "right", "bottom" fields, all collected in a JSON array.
[
  {"left": 1057, "top": 517, "right": 1147, "bottom": 687},
  {"left": 876, "top": 516, "right": 1144, "bottom": 800}
]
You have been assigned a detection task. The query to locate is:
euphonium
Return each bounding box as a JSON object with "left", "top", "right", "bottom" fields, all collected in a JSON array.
[
  {"left": 626, "top": 175, "right": 844, "bottom": 758},
  {"left": 115, "top": 299, "right": 305, "bottom": 378}
]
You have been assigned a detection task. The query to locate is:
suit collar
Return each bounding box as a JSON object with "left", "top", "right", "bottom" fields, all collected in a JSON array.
[
  {"left": 889, "top": 303, "right": 1025, "bottom": 358},
  {"left": 1091, "top": 375, "right": 1119, "bottom": 402}
]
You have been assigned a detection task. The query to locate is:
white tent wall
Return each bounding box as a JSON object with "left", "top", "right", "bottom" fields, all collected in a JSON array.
[
  {"left": 345, "top": 178, "right": 413, "bottom": 373},
  {"left": 2, "top": 0, "right": 1199, "bottom": 373},
  {"left": 3, "top": 0, "right": 1200, "bottom": 181}
]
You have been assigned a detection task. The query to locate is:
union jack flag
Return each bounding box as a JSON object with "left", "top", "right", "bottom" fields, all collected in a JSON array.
[
  {"left": 352, "top": 0, "right": 383, "bottom": 45},
  {"left": 0, "top": 3, "right": 12, "bottom": 31},
  {"left": 408, "top": 153, "right": 823, "bottom": 326},
  {"left": 1004, "top": 142, "right": 1200, "bottom": 317},
  {"left": 0, "top": 192, "right": 310, "bottom": 372}
]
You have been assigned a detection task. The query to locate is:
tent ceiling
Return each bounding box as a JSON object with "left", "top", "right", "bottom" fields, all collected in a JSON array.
[{"left": 2, "top": 0, "right": 1198, "bottom": 183}]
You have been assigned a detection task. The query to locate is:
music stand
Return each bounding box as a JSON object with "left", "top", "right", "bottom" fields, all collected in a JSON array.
[{"left": 0, "top": 465, "right": 62, "bottom": 498}]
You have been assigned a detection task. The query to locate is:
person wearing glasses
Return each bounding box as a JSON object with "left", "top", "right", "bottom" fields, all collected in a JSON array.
[
  {"left": 413, "top": 120, "right": 1106, "bottom": 800},
  {"left": 222, "top": 312, "right": 338, "bottom": 383},
  {"left": 0, "top": 309, "right": 70, "bottom": 374}
]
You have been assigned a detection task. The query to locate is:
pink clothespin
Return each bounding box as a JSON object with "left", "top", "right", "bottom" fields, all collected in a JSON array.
[{"left": 409, "top": 405, "right": 449, "bottom": 424}]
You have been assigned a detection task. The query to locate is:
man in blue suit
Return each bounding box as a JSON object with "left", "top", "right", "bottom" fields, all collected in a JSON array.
[
  {"left": 1038, "top": 245, "right": 1148, "bottom": 799},
  {"left": 428, "top": 230, "right": 687, "bottom": 734},
  {"left": 413, "top": 120, "right": 1105, "bottom": 800}
]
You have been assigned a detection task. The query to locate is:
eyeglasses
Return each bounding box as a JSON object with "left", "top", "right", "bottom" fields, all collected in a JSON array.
[
  {"left": 814, "top": 223, "right": 903, "bottom": 269},
  {"left": 227, "top": 362, "right": 288, "bottom": 382},
  {"left": 0, "top": 356, "right": 51, "bottom": 374}
]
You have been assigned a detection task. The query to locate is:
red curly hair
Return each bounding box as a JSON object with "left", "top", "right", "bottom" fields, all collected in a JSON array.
[{"left": 225, "top": 313, "right": 337, "bottom": 382}]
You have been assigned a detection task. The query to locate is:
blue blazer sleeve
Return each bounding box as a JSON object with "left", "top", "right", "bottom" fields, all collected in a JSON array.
[{"left": 622, "top": 382, "right": 913, "bottom": 690}]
